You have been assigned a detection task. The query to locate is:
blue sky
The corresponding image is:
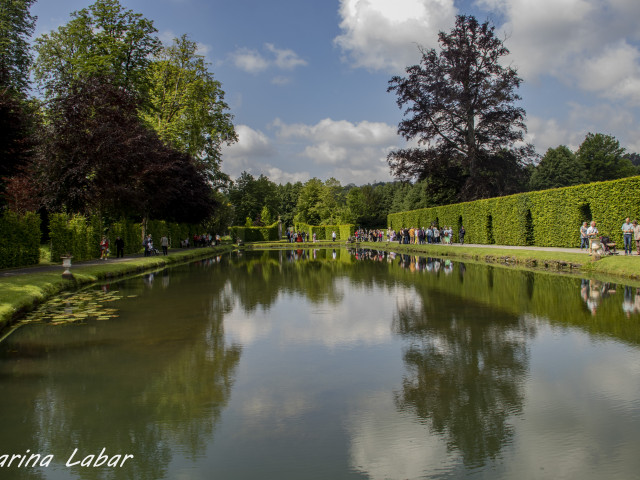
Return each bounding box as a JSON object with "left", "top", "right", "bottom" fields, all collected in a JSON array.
[{"left": 31, "top": 0, "right": 640, "bottom": 185}]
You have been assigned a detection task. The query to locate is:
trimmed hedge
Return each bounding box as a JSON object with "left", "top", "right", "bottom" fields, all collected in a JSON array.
[
  {"left": 230, "top": 223, "right": 280, "bottom": 242},
  {"left": 294, "top": 223, "right": 355, "bottom": 240},
  {"left": 387, "top": 176, "right": 640, "bottom": 248},
  {"left": 145, "top": 220, "right": 200, "bottom": 249},
  {"left": 49, "top": 213, "right": 103, "bottom": 262},
  {"left": 110, "top": 218, "right": 143, "bottom": 255},
  {"left": 49, "top": 214, "right": 200, "bottom": 261},
  {"left": 0, "top": 211, "right": 41, "bottom": 268}
]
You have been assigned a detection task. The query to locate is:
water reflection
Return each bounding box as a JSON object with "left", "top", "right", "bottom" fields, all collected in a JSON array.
[
  {"left": 0, "top": 262, "right": 241, "bottom": 479},
  {"left": 392, "top": 289, "right": 530, "bottom": 467},
  {"left": 0, "top": 249, "right": 638, "bottom": 479}
]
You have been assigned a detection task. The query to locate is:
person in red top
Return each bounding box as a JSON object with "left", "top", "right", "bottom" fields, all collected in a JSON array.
[{"left": 100, "top": 236, "right": 109, "bottom": 260}]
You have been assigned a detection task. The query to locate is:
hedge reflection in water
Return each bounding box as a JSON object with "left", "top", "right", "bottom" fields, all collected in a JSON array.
[{"left": 0, "top": 248, "right": 637, "bottom": 479}]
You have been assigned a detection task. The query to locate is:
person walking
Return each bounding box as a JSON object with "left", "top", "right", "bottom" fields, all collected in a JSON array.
[
  {"left": 633, "top": 220, "right": 640, "bottom": 255},
  {"left": 459, "top": 225, "right": 466, "bottom": 245},
  {"left": 160, "top": 235, "right": 169, "bottom": 256},
  {"left": 580, "top": 222, "right": 589, "bottom": 250},
  {"left": 115, "top": 236, "right": 125, "bottom": 258},
  {"left": 100, "top": 236, "right": 109, "bottom": 260},
  {"left": 586, "top": 221, "right": 598, "bottom": 253},
  {"left": 622, "top": 217, "right": 634, "bottom": 255}
]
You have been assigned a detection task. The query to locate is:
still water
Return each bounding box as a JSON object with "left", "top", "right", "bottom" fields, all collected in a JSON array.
[{"left": 0, "top": 249, "right": 639, "bottom": 480}]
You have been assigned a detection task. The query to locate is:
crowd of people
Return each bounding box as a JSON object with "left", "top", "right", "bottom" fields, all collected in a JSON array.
[
  {"left": 580, "top": 218, "right": 640, "bottom": 255},
  {"left": 388, "top": 225, "right": 464, "bottom": 245}
]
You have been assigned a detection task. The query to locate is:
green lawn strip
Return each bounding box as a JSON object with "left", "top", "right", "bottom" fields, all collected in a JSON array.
[
  {"left": 246, "top": 240, "right": 640, "bottom": 283},
  {"left": 0, "top": 246, "right": 233, "bottom": 332}
]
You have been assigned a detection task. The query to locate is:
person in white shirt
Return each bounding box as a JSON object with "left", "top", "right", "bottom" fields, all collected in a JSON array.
[{"left": 586, "top": 221, "right": 598, "bottom": 253}]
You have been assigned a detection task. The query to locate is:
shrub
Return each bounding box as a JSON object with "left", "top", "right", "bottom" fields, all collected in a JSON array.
[{"left": 0, "top": 210, "right": 41, "bottom": 268}]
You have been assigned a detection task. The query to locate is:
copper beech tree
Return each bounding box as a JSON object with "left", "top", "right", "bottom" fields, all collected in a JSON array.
[
  {"left": 32, "top": 76, "right": 216, "bottom": 223},
  {"left": 388, "top": 15, "right": 533, "bottom": 203}
]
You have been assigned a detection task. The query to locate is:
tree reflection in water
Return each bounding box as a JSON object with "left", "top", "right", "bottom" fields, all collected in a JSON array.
[{"left": 0, "top": 260, "right": 241, "bottom": 480}]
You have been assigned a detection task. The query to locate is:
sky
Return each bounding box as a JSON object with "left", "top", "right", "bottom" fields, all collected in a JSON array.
[{"left": 30, "top": 0, "right": 640, "bottom": 186}]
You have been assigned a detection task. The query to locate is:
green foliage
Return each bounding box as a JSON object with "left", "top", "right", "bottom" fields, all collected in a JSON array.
[
  {"left": 229, "top": 223, "right": 279, "bottom": 242},
  {"left": 49, "top": 213, "right": 103, "bottom": 262},
  {"left": 577, "top": 133, "right": 636, "bottom": 183},
  {"left": 143, "top": 34, "right": 237, "bottom": 182},
  {"left": 48, "top": 214, "right": 198, "bottom": 260},
  {"left": 294, "top": 222, "right": 355, "bottom": 240},
  {"left": 388, "top": 176, "right": 640, "bottom": 247},
  {"left": 529, "top": 145, "right": 586, "bottom": 190},
  {"left": 0, "top": 210, "right": 40, "bottom": 268},
  {"left": 0, "top": 0, "right": 37, "bottom": 94},
  {"left": 227, "top": 172, "right": 278, "bottom": 226},
  {"left": 110, "top": 218, "right": 143, "bottom": 255},
  {"left": 33, "top": 0, "right": 161, "bottom": 99}
]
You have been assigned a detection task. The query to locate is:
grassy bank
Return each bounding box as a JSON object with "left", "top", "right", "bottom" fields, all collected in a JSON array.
[
  {"left": 0, "top": 245, "right": 233, "bottom": 333},
  {"left": 245, "top": 240, "right": 640, "bottom": 283}
]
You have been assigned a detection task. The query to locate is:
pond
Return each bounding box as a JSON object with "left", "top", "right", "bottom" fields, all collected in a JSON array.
[{"left": 0, "top": 248, "right": 639, "bottom": 480}]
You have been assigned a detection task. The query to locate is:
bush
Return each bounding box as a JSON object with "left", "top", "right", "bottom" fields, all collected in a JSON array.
[
  {"left": 230, "top": 223, "right": 280, "bottom": 242},
  {"left": 0, "top": 210, "right": 41, "bottom": 268},
  {"left": 388, "top": 175, "right": 640, "bottom": 247},
  {"left": 294, "top": 223, "right": 355, "bottom": 240}
]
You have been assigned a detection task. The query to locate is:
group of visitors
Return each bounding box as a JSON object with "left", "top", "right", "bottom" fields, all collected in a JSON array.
[
  {"left": 580, "top": 218, "right": 640, "bottom": 255},
  {"left": 98, "top": 236, "right": 125, "bottom": 260},
  {"left": 391, "top": 225, "right": 462, "bottom": 245},
  {"left": 354, "top": 229, "right": 385, "bottom": 242},
  {"left": 581, "top": 279, "right": 640, "bottom": 317}
]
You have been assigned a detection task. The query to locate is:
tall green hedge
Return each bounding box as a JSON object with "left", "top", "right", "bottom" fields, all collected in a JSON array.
[
  {"left": 145, "top": 220, "right": 199, "bottom": 249},
  {"left": 0, "top": 211, "right": 41, "bottom": 268},
  {"left": 110, "top": 218, "right": 143, "bottom": 255},
  {"left": 387, "top": 176, "right": 640, "bottom": 248},
  {"left": 294, "top": 223, "right": 355, "bottom": 240},
  {"left": 230, "top": 223, "right": 280, "bottom": 242},
  {"left": 49, "top": 213, "right": 104, "bottom": 262},
  {"left": 49, "top": 215, "right": 199, "bottom": 261}
]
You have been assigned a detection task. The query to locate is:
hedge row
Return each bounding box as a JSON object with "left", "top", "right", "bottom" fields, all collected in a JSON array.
[
  {"left": 0, "top": 211, "right": 41, "bottom": 269},
  {"left": 230, "top": 223, "right": 280, "bottom": 242},
  {"left": 49, "top": 214, "right": 201, "bottom": 261},
  {"left": 294, "top": 223, "right": 355, "bottom": 240},
  {"left": 387, "top": 175, "right": 640, "bottom": 248}
]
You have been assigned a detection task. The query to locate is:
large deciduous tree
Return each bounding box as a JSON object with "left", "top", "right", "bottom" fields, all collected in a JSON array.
[
  {"left": 33, "top": 0, "right": 160, "bottom": 99},
  {"left": 529, "top": 145, "right": 586, "bottom": 191},
  {"left": 388, "top": 15, "right": 532, "bottom": 202},
  {"left": 33, "top": 76, "right": 215, "bottom": 222},
  {"left": 0, "top": 0, "right": 38, "bottom": 208},
  {"left": 576, "top": 133, "right": 636, "bottom": 183},
  {"left": 143, "top": 35, "right": 237, "bottom": 185},
  {"left": 0, "top": 0, "right": 37, "bottom": 94}
]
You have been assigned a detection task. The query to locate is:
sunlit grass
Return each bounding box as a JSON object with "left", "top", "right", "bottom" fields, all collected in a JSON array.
[{"left": 0, "top": 245, "right": 233, "bottom": 330}]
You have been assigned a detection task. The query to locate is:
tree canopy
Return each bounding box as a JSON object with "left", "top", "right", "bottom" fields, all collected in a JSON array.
[
  {"left": 576, "top": 132, "right": 636, "bottom": 183},
  {"left": 143, "top": 34, "right": 237, "bottom": 184},
  {"left": 32, "top": 76, "right": 215, "bottom": 222},
  {"left": 33, "top": 0, "right": 161, "bottom": 98},
  {"left": 0, "top": 0, "right": 37, "bottom": 94},
  {"left": 388, "top": 15, "right": 532, "bottom": 202}
]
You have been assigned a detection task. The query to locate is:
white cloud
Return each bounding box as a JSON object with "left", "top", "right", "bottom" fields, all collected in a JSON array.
[
  {"left": 221, "top": 125, "right": 275, "bottom": 177},
  {"left": 481, "top": 0, "right": 640, "bottom": 105},
  {"left": 272, "top": 118, "right": 400, "bottom": 183},
  {"left": 334, "top": 0, "right": 457, "bottom": 72},
  {"left": 231, "top": 43, "right": 307, "bottom": 75},
  {"left": 265, "top": 43, "right": 308, "bottom": 70},
  {"left": 526, "top": 102, "right": 640, "bottom": 154},
  {"left": 231, "top": 47, "right": 270, "bottom": 74},
  {"left": 264, "top": 167, "right": 310, "bottom": 185}
]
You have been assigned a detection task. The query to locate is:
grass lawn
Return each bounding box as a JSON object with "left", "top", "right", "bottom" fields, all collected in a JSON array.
[{"left": 0, "top": 245, "right": 233, "bottom": 333}]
